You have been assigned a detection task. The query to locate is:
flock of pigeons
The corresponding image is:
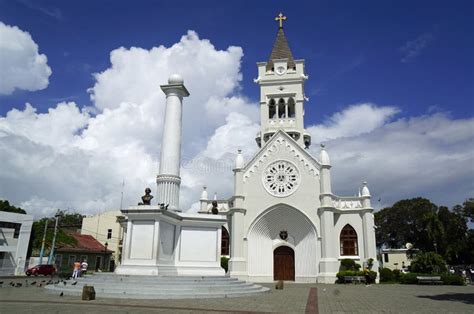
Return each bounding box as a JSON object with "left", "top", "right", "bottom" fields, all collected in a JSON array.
[{"left": 0, "top": 278, "right": 78, "bottom": 297}]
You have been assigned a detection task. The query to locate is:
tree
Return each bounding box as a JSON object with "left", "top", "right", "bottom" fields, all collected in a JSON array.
[
  {"left": 29, "top": 211, "right": 83, "bottom": 256},
  {"left": 455, "top": 199, "right": 474, "bottom": 223},
  {"left": 437, "top": 206, "right": 468, "bottom": 265},
  {"left": 411, "top": 252, "right": 447, "bottom": 274},
  {"left": 375, "top": 197, "right": 439, "bottom": 251},
  {"left": 375, "top": 197, "right": 472, "bottom": 265},
  {"left": 0, "top": 200, "right": 27, "bottom": 214}
]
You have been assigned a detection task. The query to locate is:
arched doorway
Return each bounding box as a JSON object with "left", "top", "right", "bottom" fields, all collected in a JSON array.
[
  {"left": 273, "top": 246, "right": 295, "bottom": 281},
  {"left": 246, "top": 205, "right": 318, "bottom": 282}
]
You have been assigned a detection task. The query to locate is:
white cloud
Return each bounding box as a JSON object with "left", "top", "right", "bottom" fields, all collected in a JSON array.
[
  {"left": 307, "top": 103, "right": 399, "bottom": 144},
  {"left": 0, "top": 31, "right": 257, "bottom": 218},
  {"left": 0, "top": 30, "right": 471, "bottom": 220},
  {"left": 0, "top": 22, "right": 52, "bottom": 95},
  {"left": 399, "top": 33, "right": 435, "bottom": 63},
  {"left": 308, "top": 110, "right": 474, "bottom": 209}
]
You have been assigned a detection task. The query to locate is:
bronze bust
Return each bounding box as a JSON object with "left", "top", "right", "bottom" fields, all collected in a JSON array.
[
  {"left": 211, "top": 201, "right": 218, "bottom": 215},
  {"left": 138, "top": 187, "right": 153, "bottom": 205}
]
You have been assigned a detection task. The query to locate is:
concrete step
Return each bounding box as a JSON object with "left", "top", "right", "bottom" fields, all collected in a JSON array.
[
  {"left": 45, "top": 274, "right": 269, "bottom": 299},
  {"left": 70, "top": 280, "right": 245, "bottom": 287},
  {"left": 53, "top": 284, "right": 264, "bottom": 294},
  {"left": 53, "top": 282, "right": 257, "bottom": 292},
  {"left": 77, "top": 276, "right": 240, "bottom": 284}
]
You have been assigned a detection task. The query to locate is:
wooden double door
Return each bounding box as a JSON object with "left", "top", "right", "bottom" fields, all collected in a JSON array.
[{"left": 273, "top": 246, "right": 295, "bottom": 281}]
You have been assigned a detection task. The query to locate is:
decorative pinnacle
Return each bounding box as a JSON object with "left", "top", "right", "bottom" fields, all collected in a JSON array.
[{"left": 275, "top": 12, "right": 287, "bottom": 29}]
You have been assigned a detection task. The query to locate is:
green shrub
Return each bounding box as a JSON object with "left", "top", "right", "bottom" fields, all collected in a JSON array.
[
  {"left": 339, "top": 259, "right": 361, "bottom": 271},
  {"left": 336, "top": 270, "right": 377, "bottom": 284},
  {"left": 379, "top": 268, "right": 394, "bottom": 282},
  {"left": 392, "top": 269, "right": 401, "bottom": 280},
  {"left": 399, "top": 272, "right": 426, "bottom": 284},
  {"left": 220, "top": 256, "right": 229, "bottom": 273},
  {"left": 441, "top": 273, "right": 465, "bottom": 286},
  {"left": 411, "top": 252, "right": 447, "bottom": 274}
]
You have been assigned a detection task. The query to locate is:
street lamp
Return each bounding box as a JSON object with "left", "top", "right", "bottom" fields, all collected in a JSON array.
[
  {"left": 47, "top": 209, "right": 61, "bottom": 265},
  {"left": 103, "top": 242, "right": 108, "bottom": 271}
]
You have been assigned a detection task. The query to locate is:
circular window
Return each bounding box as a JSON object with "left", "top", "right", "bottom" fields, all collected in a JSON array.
[{"left": 262, "top": 160, "right": 300, "bottom": 197}]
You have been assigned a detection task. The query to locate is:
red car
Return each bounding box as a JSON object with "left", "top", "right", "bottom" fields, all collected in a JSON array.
[{"left": 25, "top": 264, "right": 56, "bottom": 276}]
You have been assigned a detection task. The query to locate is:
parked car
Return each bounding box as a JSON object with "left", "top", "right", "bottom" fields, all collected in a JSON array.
[{"left": 25, "top": 264, "right": 56, "bottom": 276}]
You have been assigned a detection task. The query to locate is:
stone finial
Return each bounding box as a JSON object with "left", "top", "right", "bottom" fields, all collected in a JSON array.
[
  {"left": 361, "top": 181, "right": 371, "bottom": 197},
  {"left": 200, "top": 186, "right": 208, "bottom": 200},
  {"left": 319, "top": 144, "right": 330, "bottom": 165},
  {"left": 235, "top": 149, "right": 245, "bottom": 169},
  {"left": 168, "top": 73, "right": 184, "bottom": 84}
]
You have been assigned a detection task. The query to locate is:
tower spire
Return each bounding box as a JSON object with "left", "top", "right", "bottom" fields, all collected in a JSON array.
[{"left": 267, "top": 13, "right": 295, "bottom": 71}]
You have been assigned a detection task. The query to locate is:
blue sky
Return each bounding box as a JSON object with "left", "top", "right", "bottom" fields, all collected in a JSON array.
[
  {"left": 1, "top": 0, "right": 472, "bottom": 120},
  {"left": 0, "top": 0, "right": 473, "bottom": 217}
]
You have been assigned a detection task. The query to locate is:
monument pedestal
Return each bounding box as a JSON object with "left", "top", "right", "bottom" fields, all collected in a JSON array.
[{"left": 115, "top": 206, "right": 226, "bottom": 277}]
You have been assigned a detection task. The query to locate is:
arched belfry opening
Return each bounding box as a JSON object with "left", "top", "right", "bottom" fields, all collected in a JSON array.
[
  {"left": 278, "top": 98, "right": 286, "bottom": 118},
  {"left": 268, "top": 98, "right": 276, "bottom": 119},
  {"left": 287, "top": 97, "right": 295, "bottom": 118},
  {"left": 340, "top": 224, "right": 358, "bottom": 256}
]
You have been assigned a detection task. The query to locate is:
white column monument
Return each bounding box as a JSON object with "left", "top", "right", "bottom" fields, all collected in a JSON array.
[
  {"left": 115, "top": 74, "right": 225, "bottom": 277},
  {"left": 156, "top": 74, "right": 189, "bottom": 211}
]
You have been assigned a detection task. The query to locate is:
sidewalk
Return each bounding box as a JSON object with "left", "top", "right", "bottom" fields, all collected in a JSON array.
[{"left": 1, "top": 278, "right": 473, "bottom": 313}]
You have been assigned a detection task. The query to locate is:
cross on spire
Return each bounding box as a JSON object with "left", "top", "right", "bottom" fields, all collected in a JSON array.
[{"left": 275, "top": 13, "right": 287, "bottom": 29}]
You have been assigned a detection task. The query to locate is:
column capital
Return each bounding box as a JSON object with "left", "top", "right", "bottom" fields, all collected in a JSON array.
[{"left": 160, "top": 83, "right": 190, "bottom": 97}]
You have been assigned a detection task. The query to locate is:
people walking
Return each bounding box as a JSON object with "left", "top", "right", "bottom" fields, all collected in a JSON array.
[{"left": 72, "top": 260, "right": 81, "bottom": 279}]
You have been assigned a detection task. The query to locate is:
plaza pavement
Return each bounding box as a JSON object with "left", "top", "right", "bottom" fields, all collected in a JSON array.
[{"left": 0, "top": 277, "right": 473, "bottom": 313}]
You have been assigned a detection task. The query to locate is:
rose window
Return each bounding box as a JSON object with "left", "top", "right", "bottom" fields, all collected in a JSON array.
[{"left": 262, "top": 160, "right": 300, "bottom": 197}]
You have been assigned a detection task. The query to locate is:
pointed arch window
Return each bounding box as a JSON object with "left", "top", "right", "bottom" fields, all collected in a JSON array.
[
  {"left": 268, "top": 99, "right": 276, "bottom": 119},
  {"left": 221, "top": 227, "right": 230, "bottom": 256},
  {"left": 278, "top": 98, "right": 286, "bottom": 118},
  {"left": 340, "top": 224, "right": 358, "bottom": 256},
  {"left": 287, "top": 98, "right": 295, "bottom": 118}
]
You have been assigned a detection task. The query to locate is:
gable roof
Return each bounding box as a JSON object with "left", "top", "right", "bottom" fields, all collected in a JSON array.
[
  {"left": 56, "top": 233, "right": 114, "bottom": 254},
  {"left": 242, "top": 130, "right": 321, "bottom": 182},
  {"left": 267, "top": 28, "right": 296, "bottom": 71}
]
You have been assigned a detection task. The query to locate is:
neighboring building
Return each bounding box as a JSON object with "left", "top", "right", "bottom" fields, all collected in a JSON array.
[
  {"left": 381, "top": 248, "right": 416, "bottom": 271},
  {"left": 55, "top": 233, "right": 114, "bottom": 273},
  {"left": 0, "top": 211, "right": 33, "bottom": 275},
  {"left": 81, "top": 210, "right": 123, "bottom": 268},
  {"left": 199, "top": 17, "right": 378, "bottom": 283}
]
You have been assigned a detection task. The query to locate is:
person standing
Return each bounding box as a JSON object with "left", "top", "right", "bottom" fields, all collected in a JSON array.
[
  {"left": 72, "top": 260, "right": 81, "bottom": 279},
  {"left": 80, "top": 259, "right": 88, "bottom": 277}
]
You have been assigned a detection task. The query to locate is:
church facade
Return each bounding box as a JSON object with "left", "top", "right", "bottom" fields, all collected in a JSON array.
[{"left": 200, "top": 17, "right": 378, "bottom": 283}]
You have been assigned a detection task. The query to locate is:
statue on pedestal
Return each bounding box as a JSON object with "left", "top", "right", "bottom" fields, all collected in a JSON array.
[
  {"left": 138, "top": 188, "right": 153, "bottom": 205},
  {"left": 211, "top": 201, "right": 219, "bottom": 215}
]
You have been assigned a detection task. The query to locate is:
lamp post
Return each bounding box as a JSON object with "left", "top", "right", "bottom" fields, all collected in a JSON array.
[
  {"left": 47, "top": 209, "right": 61, "bottom": 265},
  {"left": 38, "top": 220, "right": 48, "bottom": 265},
  {"left": 104, "top": 242, "right": 108, "bottom": 271}
]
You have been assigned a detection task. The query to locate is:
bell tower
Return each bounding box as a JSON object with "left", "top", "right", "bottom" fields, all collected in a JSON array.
[{"left": 254, "top": 13, "right": 311, "bottom": 149}]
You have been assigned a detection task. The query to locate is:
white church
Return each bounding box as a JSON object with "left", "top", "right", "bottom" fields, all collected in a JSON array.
[
  {"left": 115, "top": 15, "right": 378, "bottom": 285},
  {"left": 199, "top": 15, "right": 378, "bottom": 283}
]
